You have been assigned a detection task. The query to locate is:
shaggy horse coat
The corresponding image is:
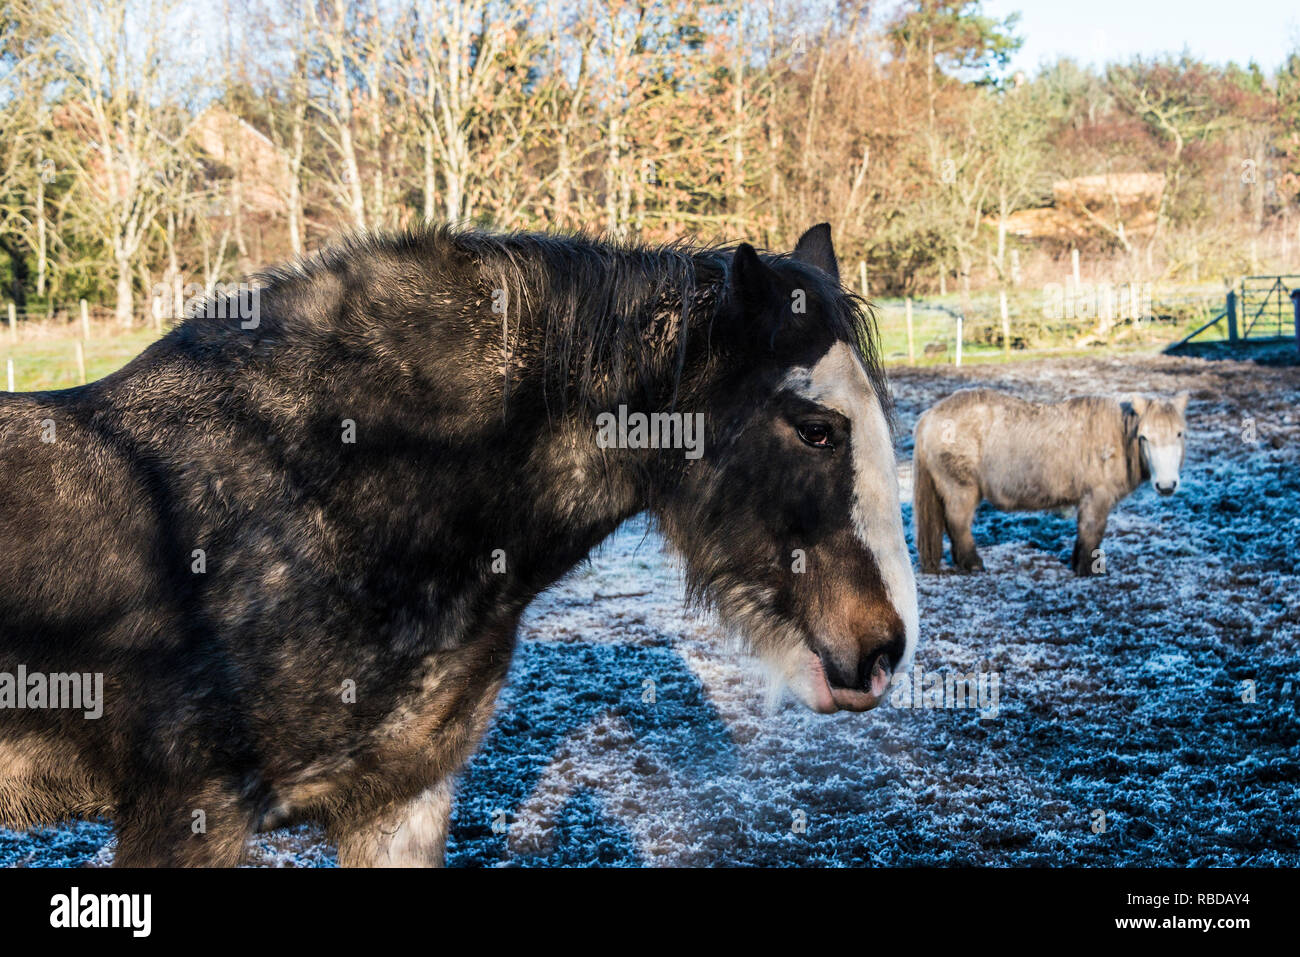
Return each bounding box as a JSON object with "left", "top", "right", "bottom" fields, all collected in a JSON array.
[
  {"left": 0, "top": 224, "right": 916, "bottom": 866},
  {"left": 913, "top": 389, "right": 1188, "bottom": 576}
]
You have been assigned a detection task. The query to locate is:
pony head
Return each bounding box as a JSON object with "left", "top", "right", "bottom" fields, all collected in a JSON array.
[{"left": 1129, "top": 393, "right": 1189, "bottom": 496}]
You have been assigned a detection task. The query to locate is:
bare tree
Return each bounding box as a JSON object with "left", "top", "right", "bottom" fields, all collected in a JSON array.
[
  {"left": 0, "top": 10, "right": 53, "bottom": 307},
  {"left": 304, "top": 0, "right": 369, "bottom": 230},
  {"left": 28, "top": 0, "right": 202, "bottom": 325}
]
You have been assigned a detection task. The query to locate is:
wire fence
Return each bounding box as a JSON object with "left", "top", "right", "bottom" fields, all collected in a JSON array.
[
  {"left": 2, "top": 300, "right": 170, "bottom": 342},
  {"left": 868, "top": 282, "right": 1279, "bottom": 365},
  {"left": 2, "top": 299, "right": 167, "bottom": 392},
  {"left": 871, "top": 296, "right": 1197, "bottom": 366}
]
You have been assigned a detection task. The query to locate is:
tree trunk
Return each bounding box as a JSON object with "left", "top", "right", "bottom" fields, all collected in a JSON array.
[
  {"left": 605, "top": 113, "right": 621, "bottom": 236},
  {"left": 554, "top": 130, "right": 571, "bottom": 228},
  {"left": 423, "top": 126, "right": 436, "bottom": 223},
  {"left": 731, "top": 0, "right": 745, "bottom": 233},
  {"left": 287, "top": 71, "right": 307, "bottom": 256},
  {"left": 115, "top": 252, "right": 133, "bottom": 327},
  {"left": 35, "top": 155, "right": 47, "bottom": 297},
  {"left": 445, "top": 156, "right": 463, "bottom": 224}
]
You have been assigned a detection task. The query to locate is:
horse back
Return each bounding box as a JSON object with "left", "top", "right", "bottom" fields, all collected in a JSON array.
[{"left": 918, "top": 389, "right": 1128, "bottom": 510}]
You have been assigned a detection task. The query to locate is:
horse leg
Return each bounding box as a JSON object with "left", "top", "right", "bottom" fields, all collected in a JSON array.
[
  {"left": 113, "top": 783, "right": 257, "bottom": 867},
  {"left": 334, "top": 780, "right": 455, "bottom": 867},
  {"left": 943, "top": 483, "right": 984, "bottom": 572},
  {"left": 1072, "top": 494, "right": 1112, "bottom": 576}
]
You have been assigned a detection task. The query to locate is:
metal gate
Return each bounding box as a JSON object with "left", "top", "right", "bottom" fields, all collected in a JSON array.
[{"left": 1238, "top": 275, "right": 1300, "bottom": 339}]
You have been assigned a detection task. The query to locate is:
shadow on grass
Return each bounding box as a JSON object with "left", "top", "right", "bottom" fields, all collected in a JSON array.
[
  {"left": 902, "top": 501, "right": 1078, "bottom": 569},
  {"left": 446, "top": 640, "right": 737, "bottom": 867}
]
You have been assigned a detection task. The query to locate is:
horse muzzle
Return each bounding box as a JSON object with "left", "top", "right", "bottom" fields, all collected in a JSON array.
[{"left": 798, "top": 644, "right": 897, "bottom": 713}]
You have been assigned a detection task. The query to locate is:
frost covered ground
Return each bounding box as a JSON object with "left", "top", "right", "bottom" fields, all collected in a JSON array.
[{"left": 3, "top": 351, "right": 1297, "bottom": 867}]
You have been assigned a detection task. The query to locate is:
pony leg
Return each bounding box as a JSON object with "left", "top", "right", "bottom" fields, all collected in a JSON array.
[
  {"left": 1072, "top": 495, "right": 1112, "bottom": 576},
  {"left": 943, "top": 484, "right": 984, "bottom": 572},
  {"left": 334, "top": 780, "right": 454, "bottom": 867}
]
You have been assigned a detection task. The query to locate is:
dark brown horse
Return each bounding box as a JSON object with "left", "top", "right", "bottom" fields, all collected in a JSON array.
[{"left": 0, "top": 223, "right": 916, "bottom": 865}]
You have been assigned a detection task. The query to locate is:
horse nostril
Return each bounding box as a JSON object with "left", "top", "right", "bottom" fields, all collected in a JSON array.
[
  {"left": 854, "top": 632, "right": 906, "bottom": 694},
  {"left": 866, "top": 652, "right": 893, "bottom": 697},
  {"left": 819, "top": 628, "right": 907, "bottom": 695}
]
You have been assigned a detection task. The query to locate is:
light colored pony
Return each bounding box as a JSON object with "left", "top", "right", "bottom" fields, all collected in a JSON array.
[{"left": 913, "top": 389, "right": 1188, "bottom": 575}]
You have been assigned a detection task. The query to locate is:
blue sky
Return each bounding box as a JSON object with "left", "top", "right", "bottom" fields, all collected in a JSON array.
[{"left": 983, "top": 0, "right": 1300, "bottom": 75}]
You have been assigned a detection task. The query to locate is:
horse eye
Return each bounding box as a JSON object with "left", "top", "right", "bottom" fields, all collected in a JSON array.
[{"left": 797, "top": 423, "right": 834, "bottom": 449}]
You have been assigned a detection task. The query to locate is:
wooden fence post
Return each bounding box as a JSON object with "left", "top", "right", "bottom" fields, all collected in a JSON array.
[
  {"left": 858, "top": 260, "right": 868, "bottom": 299},
  {"left": 6, "top": 358, "right": 13, "bottom": 392},
  {"left": 7, "top": 302, "right": 14, "bottom": 345},
  {"left": 81, "top": 299, "right": 91, "bottom": 339},
  {"left": 905, "top": 297, "right": 915, "bottom": 364},
  {"left": 954, "top": 312, "right": 963, "bottom": 367},
  {"left": 75, "top": 340, "right": 87, "bottom": 384},
  {"left": 1226, "top": 288, "right": 1238, "bottom": 343}
]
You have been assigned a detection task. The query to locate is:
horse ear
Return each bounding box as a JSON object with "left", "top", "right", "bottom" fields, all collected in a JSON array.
[
  {"left": 1128, "top": 393, "right": 1149, "bottom": 415},
  {"left": 729, "top": 242, "right": 778, "bottom": 313},
  {"left": 1172, "top": 391, "right": 1190, "bottom": 413},
  {"left": 791, "top": 223, "right": 839, "bottom": 283}
]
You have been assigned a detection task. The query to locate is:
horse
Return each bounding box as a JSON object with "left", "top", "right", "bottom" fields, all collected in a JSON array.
[
  {"left": 912, "top": 389, "right": 1188, "bottom": 576},
  {"left": 0, "top": 222, "right": 917, "bottom": 866}
]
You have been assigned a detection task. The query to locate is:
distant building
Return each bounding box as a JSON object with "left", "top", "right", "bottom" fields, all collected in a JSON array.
[
  {"left": 190, "top": 106, "right": 291, "bottom": 216},
  {"left": 1002, "top": 172, "right": 1165, "bottom": 243}
]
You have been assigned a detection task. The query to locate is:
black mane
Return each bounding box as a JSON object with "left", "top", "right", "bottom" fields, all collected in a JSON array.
[{"left": 229, "top": 225, "right": 890, "bottom": 422}]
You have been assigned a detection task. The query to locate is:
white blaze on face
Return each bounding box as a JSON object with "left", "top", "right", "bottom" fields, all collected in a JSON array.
[
  {"left": 1146, "top": 440, "right": 1184, "bottom": 494},
  {"left": 784, "top": 342, "right": 919, "bottom": 672},
  {"left": 1134, "top": 396, "right": 1188, "bottom": 496}
]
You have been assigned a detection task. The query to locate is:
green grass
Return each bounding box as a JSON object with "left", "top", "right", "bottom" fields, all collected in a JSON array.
[
  {"left": 3, "top": 330, "right": 160, "bottom": 392},
  {"left": 867, "top": 292, "right": 1246, "bottom": 367}
]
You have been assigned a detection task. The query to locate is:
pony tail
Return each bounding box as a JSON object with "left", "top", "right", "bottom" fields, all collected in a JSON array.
[{"left": 913, "top": 450, "right": 944, "bottom": 574}]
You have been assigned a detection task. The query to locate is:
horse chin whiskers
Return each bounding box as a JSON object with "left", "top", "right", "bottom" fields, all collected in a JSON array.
[
  {"left": 752, "top": 640, "right": 828, "bottom": 715},
  {"left": 708, "top": 589, "right": 812, "bottom": 703}
]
